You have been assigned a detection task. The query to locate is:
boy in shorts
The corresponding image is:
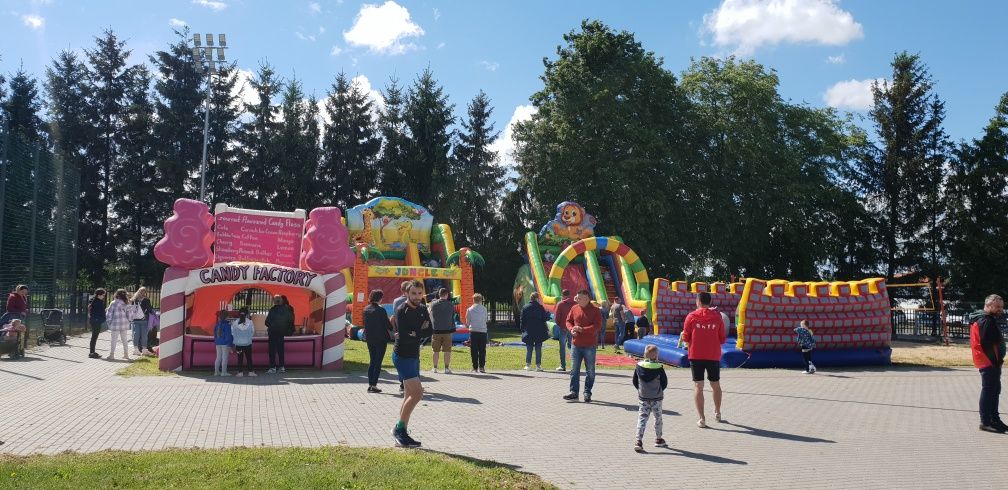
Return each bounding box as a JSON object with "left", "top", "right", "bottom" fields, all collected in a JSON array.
[
  {"left": 428, "top": 288, "right": 456, "bottom": 373},
  {"left": 681, "top": 292, "right": 726, "bottom": 428}
]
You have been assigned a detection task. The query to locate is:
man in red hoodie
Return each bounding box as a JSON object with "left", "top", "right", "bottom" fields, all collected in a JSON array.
[
  {"left": 970, "top": 294, "right": 1007, "bottom": 433},
  {"left": 563, "top": 289, "right": 602, "bottom": 402},
  {"left": 681, "top": 292, "right": 726, "bottom": 428},
  {"left": 553, "top": 289, "right": 576, "bottom": 372}
]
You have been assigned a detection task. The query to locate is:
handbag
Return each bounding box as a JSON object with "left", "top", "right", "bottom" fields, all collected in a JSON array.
[{"left": 129, "top": 304, "right": 145, "bottom": 321}]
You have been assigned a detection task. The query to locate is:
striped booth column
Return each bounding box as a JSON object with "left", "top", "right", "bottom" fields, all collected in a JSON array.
[
  {"left": 158, "top": 267, "right": 190, "bottom": 372},
  {"left": 321, "top": 273, "right": 348, "bottom": 370}
]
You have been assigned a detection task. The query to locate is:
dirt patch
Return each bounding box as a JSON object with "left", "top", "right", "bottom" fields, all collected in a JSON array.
[{"left": 890, "top": 340, "right": 973, "bottom": 367}]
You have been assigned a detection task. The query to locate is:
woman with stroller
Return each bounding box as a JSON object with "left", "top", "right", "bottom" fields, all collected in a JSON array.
[
  {"left": 130, "top": 288, "right": 154, "bottom": 356},
  {"left": 2, "top": 285, "right": 29, "bottom": 325}
]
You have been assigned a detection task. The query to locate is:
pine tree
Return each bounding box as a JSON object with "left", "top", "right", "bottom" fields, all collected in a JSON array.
[
  {"left": 856, "top": 52, "right": 950, "bottom": 279},
  {"left": 84, "top": 29, "right": 133, "bottom": 283},
  {"left": 276, "top": 77, "right": 321, "bottom": 211},
  {"left": 111, "top": 65, "right": 159, "bottom": 285},
  {"left": 203, "top": 64, "right": 243, "bottom": 207},
  {"left": 947, "top": 92, "right": 1008, "bottom": 298},
  {"left": 319, "top": 72, "right": 380, "bottom": 208},
  {"left": 450, "top": 91, "right": 503, "bottom": 248},
  {"left": 404, "top": 69, "right": 453, "bottom": 212},
  {"left": 377, "top": 77, "right": 407, "bottom": 197},
  {"left": 2, "top": 67, "right": 45, "bottom": 143},
  {"left": 238, "top": 62, "right": 282, "bottom": 209}
]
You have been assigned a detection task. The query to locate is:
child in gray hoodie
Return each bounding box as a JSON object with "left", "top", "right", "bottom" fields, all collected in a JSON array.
[{"left": 632, "top": 344, "right": 668, "bottom": 452}]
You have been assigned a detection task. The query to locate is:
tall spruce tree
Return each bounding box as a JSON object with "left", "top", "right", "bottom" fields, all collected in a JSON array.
[
  {"left": 403, "top": 69, "right": 453, "bottom": 212},
  {"left": 2, "top": 68, "right": 45, "bottom": 143},
  {"left": 84, "top": 29, "right": 133, "bottom": 283},
  {"left": 377, "top": 77, "right": 408, "bottom": 197},
  {"left": 947, "top": 93, "right": 1008, "bottom": 298},
  {"left": 151, "top": 30, "right": 205, "bottom": 208},
  {"left": 111, "top": 66, "right": 160, "bottom": 285},
  {"left": 203, "top": 64, "right": 243, "bottom": 207},
  {"left": 854, "top": 52, "right": 950, "bottom": 279},
  {"left": 238, "top": 62, "right": 282, "bottom": 209},
  {"left": 276, "top": 77, "right": 321, "bottom": 210},
  {"left": 449, "top": 91, "right": 503, "bottom": 249},
  {"left": 319, "top": 72, "right": 380, "bottom": 208}
]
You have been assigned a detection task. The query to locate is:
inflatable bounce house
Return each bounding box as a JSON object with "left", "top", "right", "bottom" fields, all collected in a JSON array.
[
  {"left": 153, "top": 200, "right": 355, "bottom": 371},
  {"left": 344, "top": 196, "right": 481, "bottom": 343},
  {"left": 623, "top": 277, "right": 892, "bottom": 368},
  {"left": 514, "top": 201, "right": 651, "bottom": 340}
]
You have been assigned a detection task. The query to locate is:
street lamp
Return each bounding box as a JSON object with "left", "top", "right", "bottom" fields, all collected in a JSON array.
[{"left": 192, "top": 33, "right": 228, "bottom": 204}]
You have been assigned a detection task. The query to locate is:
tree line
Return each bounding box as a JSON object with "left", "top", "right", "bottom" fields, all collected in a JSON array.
[{"left": 1, "top": 21, "right": 1006, "bottom": 302}]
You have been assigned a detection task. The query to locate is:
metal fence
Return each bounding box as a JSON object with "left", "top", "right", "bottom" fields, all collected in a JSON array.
[{"left": 891, "top": 307, "right": 1008, "bottom": 340}]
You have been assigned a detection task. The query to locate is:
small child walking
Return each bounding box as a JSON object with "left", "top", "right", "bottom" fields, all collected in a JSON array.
[
  {"left": 213, "top": 310, "right": 233, "bottom": 376},
  {"left": 632, "top": 344, "right": 668, "bottom": 452},
  {"left": 795, "top": 319, "right": 816, "bottom": 374}
]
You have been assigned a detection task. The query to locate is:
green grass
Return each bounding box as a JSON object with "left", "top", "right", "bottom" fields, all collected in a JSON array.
[
  {"left": 116, "top": 327, "right": 636, "bottom": 376},
  {"left": 0, "top": 446, "right": 556, "bottom": 489}
]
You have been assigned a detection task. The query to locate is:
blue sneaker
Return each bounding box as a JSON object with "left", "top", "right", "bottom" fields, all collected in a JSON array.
[{"left": 392, "top": 427, "right": 410, "bottom": 447}]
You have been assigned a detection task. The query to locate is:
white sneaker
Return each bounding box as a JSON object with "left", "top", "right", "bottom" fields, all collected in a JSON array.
[
  {"left": 267, "top": 368, "right": 276, "bottom": 374},
  {"left": 235, "top": 372, "right": 243, "bottom": 377},
  {"left": 555, "top": 366, "right": 566, "bottom": 372},
  {"left": 715, "top": 412, "right": 724, "bottom": 423},
  {"left": 248, "top": 372, "right": 257, "bottom": 377},
  {"left": 535, "top": 366, "right": 544, "bottom": 372},
  {"left": 524, "top": 365, "right": 530, "bottom": 370},
  {"left": 444, "top": 368, "right": 452, "bottom": 374},
  {"left": 432, "top": 368, "right": 440, "bottom": 374},
  {"left": 106, "top": 355, "right": 115, "bottom": 361},
  {"left": 809, "top": 364, "right": 816, "bottom": 374},
  {"left": 220, "top": 372, "right": 231, "bottom": 377},
  {"left": 279, "top": 367, "right": 286, "bottom": 373}
]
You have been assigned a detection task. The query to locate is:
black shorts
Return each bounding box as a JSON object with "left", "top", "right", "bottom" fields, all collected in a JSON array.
[{"left": 690, "top": 360, "right": 721, "bottom": 382}]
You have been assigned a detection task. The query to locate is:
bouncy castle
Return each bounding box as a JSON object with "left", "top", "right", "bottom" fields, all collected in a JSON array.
[
  {"left": 623, "top": 277, "right": 892, "bottom": 368},
  {"left": 514, "top": 201, "right": 651, "bottom": 340},
  {"left": 153, "top": 200, "right": 355, "bottom": 371}
]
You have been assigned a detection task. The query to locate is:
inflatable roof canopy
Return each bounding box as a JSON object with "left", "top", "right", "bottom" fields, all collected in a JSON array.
[{"left": 345, "top": 197, "right": 434, "bottom": 254}]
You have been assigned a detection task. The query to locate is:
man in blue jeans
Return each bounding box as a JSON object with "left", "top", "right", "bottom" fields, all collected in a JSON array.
[
  {"left": 563, "top": 290, "right": 602, "bottom": 403},
  {"left": 553, "top": 289, "right": 575, "bottom": 372}
]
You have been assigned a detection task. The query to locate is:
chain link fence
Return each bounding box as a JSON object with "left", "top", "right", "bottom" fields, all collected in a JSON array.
[{"left": 0, "top": 131, "right": 81, "bottom": 340}]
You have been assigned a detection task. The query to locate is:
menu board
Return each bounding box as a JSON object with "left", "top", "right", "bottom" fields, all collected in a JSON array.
[{"left": 213, "top": 204, "right": 306, "bottom": 268}]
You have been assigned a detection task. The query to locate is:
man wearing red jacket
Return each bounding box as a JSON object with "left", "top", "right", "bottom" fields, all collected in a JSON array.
[
  {"left": 971, "top": 294, "right": 1007, "bottom": 433},
  {"left": 681, "top": 292, "right": 726, "bottom": 428},
  {"left": 553, "top": 290, "right": 576, "bottom": 372},
  {"left": 563, "top": 289, "right": 602, "bottom": 403}
]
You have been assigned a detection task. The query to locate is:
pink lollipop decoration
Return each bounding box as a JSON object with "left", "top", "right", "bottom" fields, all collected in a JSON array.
[
  {"left": 301, "top": 207, "right": 355, "bottom": 273},
  {"left": 153, "top": 198, "right": 215, "bottom": 268}
]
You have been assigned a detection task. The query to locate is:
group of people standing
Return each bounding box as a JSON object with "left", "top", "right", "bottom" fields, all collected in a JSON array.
[
  {"left": 87, "top": 287, "right": 156, "bottom": 360},
  {"left": 210, "top": 294, "right": 296, "bottom": 376}
]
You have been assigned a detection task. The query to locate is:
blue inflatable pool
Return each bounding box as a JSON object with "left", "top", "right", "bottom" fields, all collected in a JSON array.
[{"left": 624, "top": 334, "right": 891, "bottom": 368}]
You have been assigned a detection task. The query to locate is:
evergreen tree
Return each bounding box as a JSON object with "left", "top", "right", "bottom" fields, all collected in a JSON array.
[
  {"left": 377, "top": 77, "right": 408, "bottom": 197},
  {"left": 84, "top": 29, "right": 133, "bottom": 283},
  {"left": 403, "top": 69, "right": 453, "bottom": 212},
  {"left": 319, "top": 72, "right": 380, "bottom": 208},
  {"left": 2, "top": 67, "right": 45, "bottom": 143},
  {"left": 854, "top": 52, "right": 950, "bottom": 279},
  {"left": 203, "top": 64, "right": 243, "bottom": 207},
  {"left": 237, "top": 62, "right": 282, "bottom": 209},
  {"left": 947, "top": 92, "right": 1008, "bottom": 298},
  {"left": 111, "top": 66, "right": 160, "bottom": 285},
  {"left": 276, "top": 77, "right": 321, "bottom": 210},
  {"left": 450, "top": 91, "right": 503, "bottom": 249},
  {"left": 151, "top": 30, "right": 205, "bottom": 207}
]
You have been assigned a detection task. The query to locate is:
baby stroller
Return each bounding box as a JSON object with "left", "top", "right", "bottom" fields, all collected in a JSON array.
[
  {"left": 37, "top": 309, "right": 67, "bottom": 346},
  {"left": 0, "top": 323, "right": 26, "bottom": 359}
]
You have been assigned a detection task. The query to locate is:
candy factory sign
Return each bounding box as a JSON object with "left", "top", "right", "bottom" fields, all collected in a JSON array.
[
  {"left": 199, "top": 264, "right": 319, "bottom": 288},
  {"left": 213, "top": 204, "right": 305, "bottom": 268}
]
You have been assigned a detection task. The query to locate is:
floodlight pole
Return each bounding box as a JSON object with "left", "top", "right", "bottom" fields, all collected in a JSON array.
[{"left": 199, "top": 75, "right": 212, "bottom": 203}]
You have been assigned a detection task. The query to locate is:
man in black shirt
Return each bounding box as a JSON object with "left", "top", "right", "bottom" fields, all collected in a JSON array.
[{"left": 391, "top": 280, "right": 431, "bottom": 447}]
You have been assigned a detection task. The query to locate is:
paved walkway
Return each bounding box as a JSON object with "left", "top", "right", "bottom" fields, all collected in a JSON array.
[{"left": 1, "top": 335, "right": 1005, "bottom": 489}]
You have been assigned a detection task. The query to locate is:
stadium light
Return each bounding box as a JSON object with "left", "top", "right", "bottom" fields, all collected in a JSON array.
[{"left": 192, "top": 33, "right": 229, "bottom": 203}]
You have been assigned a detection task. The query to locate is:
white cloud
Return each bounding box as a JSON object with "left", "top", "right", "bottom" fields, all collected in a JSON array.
[
  {"left": 352, "top": 74, "right": 384, "bottom": 110},
  {"left": 169, "top": 18, "right": 188, "bottom": 28},
  {"left": 232, "top": 69, "right": 259, "bottom": 109},
  {"left": 823, "top": 78, "right": 884, "bottom": 111},
  {"left": 319, "top": 26, "right": 325, "bottom": 34},
  {"left": 21, "top": 14, "right": 44, "bottom": 29},
  {"left": 192, "top": 0, "right": 227, "bottom": 11},
  {"left": 330, "top": 45, "right": 343, "bottom": 56},
  {"left": 489, "top": 105, "right": 537, "bottom": 168},
  {"left": 433, "top": 7, "right": 440, "bottom": 20},
  {"left": 343, "top": 1, "right": 424, "bottom": 55},
  {"left": 827, "top": 54, "right": 845, "bottom": 64},
  {"left": 437, "top": 42, "right": 445, "bottom": 49},
  {"left": 309, "top": 2, "right": 321, "bottom": 14},
  {"left": 480, "top": 61, "right": 499, "bottom": 72},
  {"left": 704, "top": 0, "right": 863, "bottom": 55},
  {"left": 295, "top": 31, "right": 317, "bottom": 42}
]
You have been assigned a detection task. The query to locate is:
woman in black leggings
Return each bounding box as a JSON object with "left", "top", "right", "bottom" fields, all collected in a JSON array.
[{"left": 363, "top": 289, "right": 393, "bottom": 393}]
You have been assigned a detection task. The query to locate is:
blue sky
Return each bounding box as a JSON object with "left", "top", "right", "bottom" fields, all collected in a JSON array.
[{"left": 2, "top": 0, "right": 1007, "bottom": 163}]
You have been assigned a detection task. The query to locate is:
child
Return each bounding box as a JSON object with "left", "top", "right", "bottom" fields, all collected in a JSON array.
[
  {"left": 231, "top": 307, "right": 256, "bottom": 377},
  {"left": 213, "top": 310, "right": 233, "bottom": 376},
  {"left": 1, "top": 318, "right": 26, "bottom": 339},
  {"left": 632, "top": 344, "right": 668, "bottom": 452},
  {"left": 795, "top": 319, "right": 816, "bottom": 374}
]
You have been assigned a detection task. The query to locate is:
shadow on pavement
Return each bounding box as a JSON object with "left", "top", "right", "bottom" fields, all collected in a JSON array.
[
  {"left": 423, "top": 391, "right": 482, "bottom": 404},
  {"left": 0, "top": 368, "right": 43, "bottom": 380},
  {"left": 709, "top": 422, "right": 835, "bottom": 443},
  {"left": 423, "top": 449, "right": 527, "bottom": 472},
  {"left": 588, "top": 399, "right": 680, "bottom": 416},
  {"left": 651, "top": 446, "right": 748, "bottom": 464}
]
